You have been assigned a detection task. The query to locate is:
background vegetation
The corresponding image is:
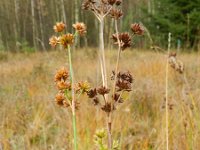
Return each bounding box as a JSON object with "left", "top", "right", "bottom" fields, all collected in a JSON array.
[
  {"left": 1, "top": 50, "right": 200, "bottom": 149},
  {"left": 0, "top": 0, "right": 200, "bottom": 149}
]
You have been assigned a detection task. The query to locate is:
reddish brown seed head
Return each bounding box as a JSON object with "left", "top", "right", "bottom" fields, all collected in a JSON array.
[
  {"left": 53, "top": 22, "right": 66, "bottom": 32},
  {"left": 131, "top": 23, "right": 144, "bottom": 35}
]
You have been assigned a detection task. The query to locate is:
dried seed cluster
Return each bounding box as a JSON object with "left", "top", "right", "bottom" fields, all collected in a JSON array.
[
  {"left": 50, "top": 22, "right": 89, "bottom": 110},
  {"left": 112, "top": 23, "right": 144, "bottom": 50},
  {"left": 131, "top": 23, "right": 144, "bottom": 35},
  {"left": 168, "top": 52, "right": 184, "bottom": 74},
  {"left": 112, "top": 71, "right": 133, "bottom": 92},
  {"left": 82, "top": 0, "right": 123, "bottom": 19},
  {"left": 73, "top": 22, "right": 87, "bottom": 36},
  {"left": 54, "top": 67, "right": 90, "bottom": 109},
  {"left": 112, "top": 32, "right": 131, "bottom": 50},
  {"left": 53, "top": 22, "right": 66, "bottom": 33},
  {"left": 87, "top": 71, "right": 133, "bottom": 113},
  {"left": 49, "top": 22, "right": 86, "bottom": 48},
  {"left": 54, "top": 67, "right": 71, "bottom": 107}
]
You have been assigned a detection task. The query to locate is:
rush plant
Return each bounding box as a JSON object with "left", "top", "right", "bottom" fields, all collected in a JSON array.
[
  {"left": 49, "top": 22, "right": 89, "bottom": 150},
  {"left": 82, "top": 0, "right": 144, "bottom": 149}
]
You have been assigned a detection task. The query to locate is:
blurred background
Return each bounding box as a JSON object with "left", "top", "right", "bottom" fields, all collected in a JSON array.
[
  {"left": 0, "top": 0, "right": 199, "bottom": 52},
  {"left": 0, "top": 1, "right": 200, "bottom": 150}
]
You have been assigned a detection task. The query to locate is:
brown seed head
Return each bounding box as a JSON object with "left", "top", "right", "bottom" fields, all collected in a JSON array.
[
  {"left": 117, "top": 71, "right": 133, "bottom": 83},
  {"left": 97, "top": 86, "right": 110, "bottom": 96},
  {"left": 76, "top": 81, "right": 90, "bottom": 93},
  {"left": 169, "top": 54, "right": 184, "bottom": 74},
  {"left": 87, "top": 88, "right": 97, "bottom": 98},
  {"left": 115, "top": 0, "right": 122, "bottom": 5},
  {"left": 110, "top": 8, "right": 123, "bottom": 20},
  {"left": 108, "top": 0, "right": 116, "bottom": 5},
  {"left": 56, "top": 81, "right": 71, "bottom": 90},
  {"left": 116, "top": 80, "right": 132, "bottom": 92},
  {"left": 93, "top": 97, "right": 100, "bottom": 105},
  {"left": 55, "top": 92, "right": 65, "bottom": 106},
  {"left": 53, "top": 22, "right": 66, "bottom": 32},
  {"left": 113, "top": 93, "right": 124, "bottom": 103},
  {"left": 82, "top": 1, "right": 90, "bottom": 10},
  {"left": 131, "top": 23, "right": 144, "bottom": 35},
  {"left": 112, "top": 71, "right": 133, "bottom": 91},
  {"left": 101, "top": 103, "right": 115, "bottom": 112},
  {"left": 112, "top": 32, "right": 131, "bottom": 50},
  {"left": 54, "top": 67, "right": 69, "bottom": 82},
  {"left": 59, "top": 34, "right": 74, "bottom": 48},
  {"left": 49, "top": 36, "right": 59, "bottom": 48},
  {"left": 73, "top": 22, "right": 87, "bottom": 36}
]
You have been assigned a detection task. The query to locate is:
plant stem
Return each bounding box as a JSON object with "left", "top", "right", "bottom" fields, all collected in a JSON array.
[
  {"left": 99, "top": 16, "right": 111, "bottom": 149},
  {"left": 112, "top": 19, "right": 122, "bottom": 104},
  {"left": 107, "top": 19, "right": 122, "bottom": 150},
  {"left": 107, "top": 113, "right": 112, "bottom": 149},
  {"left": 99, "top": 17, "right": 108, "bottom": 88},
  {"left": 165, "top": 32, "right": 171, "bottom": 150},
  {"left": 67, "top": 45, "right": 78, "bottom": 150}
]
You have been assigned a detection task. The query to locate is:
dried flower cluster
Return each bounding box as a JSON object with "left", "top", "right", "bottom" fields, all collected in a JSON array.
[
  {"left": 168, "top": 52, "right": 184, "bottom": 74},
  {"left": 112, "top": 71, "right": 133, "bottom": 92},
  {"left": 53, "top": 22, "right": 66, "bottom": 32},
  {"left": 54, "top": 67, "right": 71, "bottom": 107},
  {"left": 87, "top": 71, "right": 133, "bottom": 113},
  {"left": 50, "top": 22, "right": 89, "bottom": 110},
  {"left": 82, "top": 0, "right": 123, "bottom": 19},
  {"left": 54, "top": 67, "right": 90, "bottom": 109},
  {"left": 111, "top": 23, "right": 144, "bottom": 50},
  {"left": 73, "top": 22, "right": 87, "bottom": 36},
  {"left": 49, "top": 22, "right": 86, "bottom": 48},
  {"left": 131, "top": 23, "right": 144, "bottom": 35},
  {"left": 112, "top": 32, "right": 131, "bottom": 50}
]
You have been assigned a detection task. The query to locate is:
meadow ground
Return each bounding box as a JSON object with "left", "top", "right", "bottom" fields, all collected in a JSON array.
[{"left": 0, "top": 49, "right": 200, "bottom": 150}]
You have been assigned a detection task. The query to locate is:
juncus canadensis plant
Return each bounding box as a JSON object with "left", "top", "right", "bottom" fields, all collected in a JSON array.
[
  {"left": 82, "top": 0, "right": 144, "bottom": 149},
  {"left": 49, "top": 22, "right": 89, "bottom": 150}
]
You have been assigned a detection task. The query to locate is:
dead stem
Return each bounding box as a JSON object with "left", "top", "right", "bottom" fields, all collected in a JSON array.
[{"left": 165, "top": 32, "right": 171, "bottom": 150}]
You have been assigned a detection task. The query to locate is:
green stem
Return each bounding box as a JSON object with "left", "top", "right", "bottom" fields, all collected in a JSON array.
[
  {"left": 67, "top": 45, "right": 78, "bottom": 150},
  {"left": 72, "top": 113, "right": 78, "bottom": 150}
]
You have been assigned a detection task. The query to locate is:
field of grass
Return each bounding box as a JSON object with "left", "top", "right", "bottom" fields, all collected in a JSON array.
[{"left": 0, "top": 49, "right": 200, "bottom": 150}]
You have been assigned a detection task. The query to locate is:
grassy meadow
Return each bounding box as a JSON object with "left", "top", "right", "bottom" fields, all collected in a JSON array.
[{"left": 0, "top": 49, "right": 200, "bottom": 150}]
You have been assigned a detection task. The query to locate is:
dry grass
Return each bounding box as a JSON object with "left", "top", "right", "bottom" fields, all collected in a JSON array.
[{"left": 0, "top": 49, "right": 200, "bottom": 150}]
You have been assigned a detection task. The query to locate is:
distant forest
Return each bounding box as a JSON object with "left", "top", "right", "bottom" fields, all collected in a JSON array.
[{"left": 0, "top": 0, "right": 199, "bottom": 51}]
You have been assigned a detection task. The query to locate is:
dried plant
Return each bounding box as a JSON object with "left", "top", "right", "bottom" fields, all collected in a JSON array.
[
  {"left": 82, "top": 0, "right": 144, "bottom": 149},
  {"left": 49, "top": 22, "right": 88, "bottom": 150},
  {"left": 165, "top": 32, "right": 171, "bottom": 150},
  {"left": 168, "top": 52, "right": 184, "bottom": 74}
]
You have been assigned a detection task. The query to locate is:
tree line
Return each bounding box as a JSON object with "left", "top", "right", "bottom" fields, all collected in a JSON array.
[{"left": 0, "top": 0, "right": 199, "bottom": 51}]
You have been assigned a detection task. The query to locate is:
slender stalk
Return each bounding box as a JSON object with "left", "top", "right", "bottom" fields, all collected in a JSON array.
[
  {"left": 99, "top": 17, "right": 112, "bottom": 149},
  {"left": 107, "top": 19, "right": 122, "bottom": 150},
  {"left": 165, "top": 32, "right": 171, "bottom": 150},
  {"left": 107, "top": 113, "right": 112, "bottom": 149},
  {"left": 112, "top": 19, "right": 122, "bottom": 103},
  {"left": 99, "top": 17, "right": 108, "bottom": 88},
  {"left": 67, "top": 45, "right": 78, "bottom": 150}
]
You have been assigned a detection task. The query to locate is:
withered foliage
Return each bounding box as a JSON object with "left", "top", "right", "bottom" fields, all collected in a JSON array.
[{"left": 168, "top": 52, "right": 184, "bottom": 74}]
